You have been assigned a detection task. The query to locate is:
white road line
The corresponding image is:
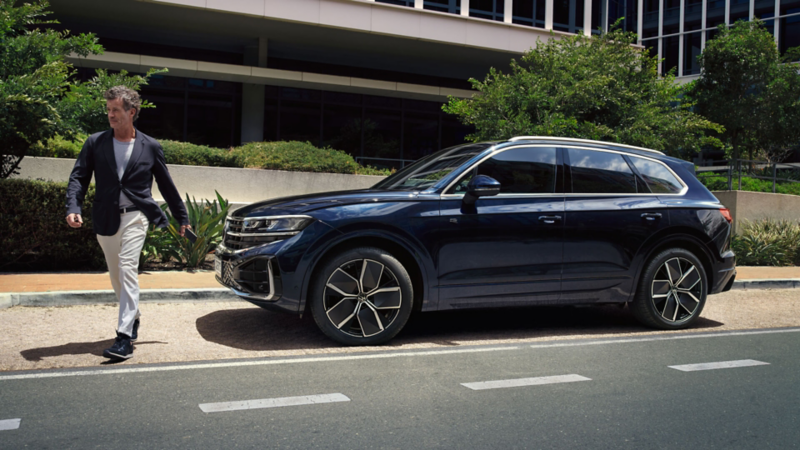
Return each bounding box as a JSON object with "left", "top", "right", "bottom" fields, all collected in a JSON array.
[
  {"left": 0, "top": 346, "right": 519, "bottom": 381},
  {"left": 199, "top": 393, "right": 350, "bottom": 413},
  {"left": 462, "top": 374, "right": 591, "bottom": 390},
  {"left": 0, "top": 419, "right": 21, "bottom": 431},
  {"left": 530, "top": 328, "right": 800, "bottom": 349},
  {"left": 669, "top": 359, "right": 770, "bottom": 372}
]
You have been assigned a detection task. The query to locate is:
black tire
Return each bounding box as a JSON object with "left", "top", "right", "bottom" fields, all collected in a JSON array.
[
  {"left": 631, "top": 248, "right": 708, "bottom": 330},
  {"left": 309, "top": 247, "right": 413, "bottom": 346}
]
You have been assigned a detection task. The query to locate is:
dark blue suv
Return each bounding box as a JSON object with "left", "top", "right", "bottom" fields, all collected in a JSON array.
[{"left": 215, "top": 137, "right": 736, "bottom": 345}]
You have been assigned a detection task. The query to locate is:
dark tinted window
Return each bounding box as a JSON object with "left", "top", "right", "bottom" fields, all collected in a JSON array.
[
  {"left": 630, "top": 156, "right": 684, "bottom": 193},
  {"left": 449, "top": 147, "right": 557, "bottom": 194},
  {"left": 569, "top": 149, "right": 637, "bottom": 194}
]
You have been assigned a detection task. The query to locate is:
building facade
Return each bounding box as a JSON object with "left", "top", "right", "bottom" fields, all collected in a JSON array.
[{"left": 50, "top": 0, "right": 799, "bottom": 166}]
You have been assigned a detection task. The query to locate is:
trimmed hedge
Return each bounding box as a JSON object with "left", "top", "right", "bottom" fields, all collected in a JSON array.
[
  {"left": 700, "top": 175, "right": 800, "bottom": 196},
  {"left": 0, "top": 178, "right": 106, "bottom": 271},
  {"left": 29, "top": 136, "right": 391, "bottom": 176}
]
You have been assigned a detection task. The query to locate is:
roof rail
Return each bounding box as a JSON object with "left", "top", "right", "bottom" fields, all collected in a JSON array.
[{"left": 507, "top": 136, "right": 665, "bottom": 156}]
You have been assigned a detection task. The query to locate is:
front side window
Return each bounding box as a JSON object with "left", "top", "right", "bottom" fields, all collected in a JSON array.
[
  {"left": 448, "top": 146, "right": 557, "bottom": 194},
  {"left": 569, "top": 148, "right": 637, "bottom": 194},
  {"left": 630, "top": 156, "right": 684, "bottom": 194}
]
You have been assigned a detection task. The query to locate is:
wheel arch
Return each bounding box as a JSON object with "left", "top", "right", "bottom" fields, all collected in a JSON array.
[{"left": 299, "top": 232, "right": 429, "bottom": 315}]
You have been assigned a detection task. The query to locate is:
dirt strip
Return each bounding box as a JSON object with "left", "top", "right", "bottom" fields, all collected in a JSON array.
[{"left": 1, "top": 289, "right": 798, "bottom": 372}]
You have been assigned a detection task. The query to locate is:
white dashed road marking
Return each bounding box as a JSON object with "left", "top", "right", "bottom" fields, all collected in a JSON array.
[
  {"left": 199, "top": 393, "right": 350, "bottom": 413},
  {"left": 461, "top": 374, "right": 591, "bottom": 391},
  {"left": 0, "top": 419, "right": 21, "bottom": 431},
  {"left": 669, "top": 359, "right": 770, "bottom": 372}
]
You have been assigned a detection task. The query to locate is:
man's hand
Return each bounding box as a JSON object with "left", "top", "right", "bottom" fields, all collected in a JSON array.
[
  {"left": 66, "top": 213, "right": 83, "bottom": 228},
  {"left": 180, "top": 224, "right": 192, "bottom": 237}
]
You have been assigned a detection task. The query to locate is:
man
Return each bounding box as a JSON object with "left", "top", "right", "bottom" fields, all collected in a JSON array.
[{"left": 65, "top": 86, "right": 191, "bottom": 362}]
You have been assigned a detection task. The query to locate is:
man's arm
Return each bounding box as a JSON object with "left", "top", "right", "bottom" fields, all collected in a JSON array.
[
  {"left": 65, "top": 137, "right": 95, "bottom": 227},
  {"left": 151, "top": 141, "right": 191, "bottom": 233}
]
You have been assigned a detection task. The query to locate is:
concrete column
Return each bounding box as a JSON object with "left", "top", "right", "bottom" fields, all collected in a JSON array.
[
  {"left": 415, "top": 0, "right": 423, "bottom": 8},
  {"left": 462, "top": 0, "right": 470, "bottom": 16},
  {"left": 241, "top": 38, "right": 267, "bottom": 144},
  {"left": 585, "top": 0, "right": 593, "bottom": 36},
  {"left": 504, "top": 0, "right": 512, "bottom": 22}
]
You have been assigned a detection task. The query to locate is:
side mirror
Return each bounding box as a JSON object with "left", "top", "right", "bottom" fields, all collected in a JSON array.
[{"left": 463, "top": 175, "right": 501, "bottom": 206}]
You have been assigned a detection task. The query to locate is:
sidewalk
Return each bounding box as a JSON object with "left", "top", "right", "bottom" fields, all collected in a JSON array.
[{"left": 1, "top": 266, "right": 800, "bottom": 309}]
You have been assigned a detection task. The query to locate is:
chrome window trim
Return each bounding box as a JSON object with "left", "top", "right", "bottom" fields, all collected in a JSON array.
[
  {"left": 439, "top": 144, "right": 688, "bottom": 199},
  {"left": 508, "top": 136, "right": 666, "bottom": 156}
]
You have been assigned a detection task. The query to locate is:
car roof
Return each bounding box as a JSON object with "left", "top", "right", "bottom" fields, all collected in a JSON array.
[{"left": 501, "top": 136, "right": 666, "bottom": 158}]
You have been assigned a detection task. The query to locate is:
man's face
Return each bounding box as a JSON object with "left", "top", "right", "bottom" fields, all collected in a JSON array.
[{"left": 106, "top": 98, "right": 135, "bottom": 129}]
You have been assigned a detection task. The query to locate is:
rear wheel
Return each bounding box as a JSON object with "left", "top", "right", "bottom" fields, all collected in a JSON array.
[
  {"left": 310, "top": 247, "right": 413, "bottom": 346},
  {"left": 631, "top": 248, "right": 707, "bottom": 329}
]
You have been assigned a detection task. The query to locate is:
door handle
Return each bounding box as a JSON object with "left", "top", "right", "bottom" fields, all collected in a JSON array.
[
  {"left": 641, "top": 212, "right": 662, "bottom": 222},
  {"left": 538, "top": 215, "right": 562, "bottom": 224}
]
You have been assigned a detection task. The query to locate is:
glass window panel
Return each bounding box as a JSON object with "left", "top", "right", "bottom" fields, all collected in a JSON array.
[
  {"left": 404, "top": 99, "right": 441, "bottom": 112},
  {"left": 376, "top": 0, "right": 414, "bottom": 6},
  {"left": 147, "top": 74, "right": 186, "bottom": 89},
  {"left": 363, "top": 109, "right": 402, "bottom": 168},
  {"left": 663, "top": 0, "right": 680, "bottom": 35},
  {"left": 730, "top": 0, "right": 751, "bottom": 23},
  {"left": 591, "top": 0, "right": 603, "bottom": 33},
  {"left": 643, "top": 0, "right": 660, "bottom": 38},
  {"left": 755, "top": 0, "right": 776, "bottom": 19},
  {"left": 323, "top": 104, "right": 362, "bottom": 158},
  {"left": 403, "top": 113, "right": 440, "bottom": 161},
  {"left": 706, "top": 0, "right": 726, "bottom": 28},
  {"left": 470, "top": 0, "right": 504, "bottom": 21},
  {"left": 630, "top": 157, "right": 684, "bottom": 193},
  {"left": 280, "top": 87, "right": 321, "bottom": 102},
  {"left": 186, "top": 93, "right": 235, "bottom": 148},
  {"left": 441, "top": 119, "right": 472, "bottom": 149},
  {"left": 683, "top": 32, "right": 702, "bottom": 76},
  {"left": 607, "top": 0, "right": 637, "bottom": 33},
  {"left": 780, "top": 15, "right": 800, "bottom": 61},
  {"left": 138, "top": 89, "right": 185, "bottom": 142},
  {"left": 424, "top": 0, "right": 460, "bottom": 13},
  {"left": 553, "top": 0, "right": 582, "bottom": 33},
  {"left": 280, "top": 100, "right": 322, "bottom": 147},
  {"left": 263, "top": 97, "right": 278, "bottom": 142},
  {"left": 643, "top": 39, "right": 659, "bottom": 62},
  {"left": 781, "top": 0, "right": 800, "bottom": 15},
  {"left": 366, "top": 95, "right": 402, "bottom": 109},
  {"left": 763, "top": 18, "right": 776, "bottom": 38},
  {"left": 569, "top": 149, "right": 637, "bottom": 194},
  {"left": 684, "top": 0, "right": 703, "bottom": 31},
  {"left": 323, "top": 91, "right": 362, "bottom": 106},
  {"left": 451, "top": 147, "right": 558, "bottom": 194},
  {"left": 514, "top": 0, "right": 546, "bottom": 28},
  {"left": 662, "top": 36, "right": 679, "bottom": 75}
]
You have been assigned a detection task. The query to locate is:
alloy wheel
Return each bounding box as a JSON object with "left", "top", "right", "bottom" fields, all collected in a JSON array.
[
  {"left": 323, "top": 258, "right": 403, "bottom": 338},
  {"left": 650, "top": 257, "right": 703, "bottom": 323}
]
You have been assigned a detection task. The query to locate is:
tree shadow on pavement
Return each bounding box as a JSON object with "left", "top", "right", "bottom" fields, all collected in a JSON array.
[
  {"left": 20, "top": 340, "right": 167, "bottom": 361},
  {"left": 195, "top": 304, "right": 724, "bottom": 351}
]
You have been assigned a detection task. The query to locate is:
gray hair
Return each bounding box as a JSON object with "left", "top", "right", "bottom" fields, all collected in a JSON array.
[{"left": 103, "top": 86, "right": 142, "bottom": 122}]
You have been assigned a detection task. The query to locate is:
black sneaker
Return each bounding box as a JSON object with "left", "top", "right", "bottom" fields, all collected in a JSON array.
[
  {"left": 131, "top": 319, "right": 140, "bottom": 342},
  {"left": 103, "top": 332, "right": 133, "bottom": 361}
]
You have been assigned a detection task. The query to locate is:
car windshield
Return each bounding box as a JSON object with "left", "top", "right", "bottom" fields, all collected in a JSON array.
[{"left": 371, "top": 143, "right": 491, "bottom": 191}]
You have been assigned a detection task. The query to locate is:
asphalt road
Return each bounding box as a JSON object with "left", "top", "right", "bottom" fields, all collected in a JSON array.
[{"left": 1, "top": 327, "right": 798, "bottom": 449}]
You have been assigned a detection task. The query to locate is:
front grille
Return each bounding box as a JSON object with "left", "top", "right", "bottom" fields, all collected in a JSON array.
[
  {"left": 236, "top": 258, "right": 271, "bottom": 294},
  {"left": 223, "top": 218, "right": 291, "bottom": 251}
]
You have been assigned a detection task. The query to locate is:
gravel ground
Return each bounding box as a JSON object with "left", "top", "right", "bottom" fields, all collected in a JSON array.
[{"left": 1, "top": 289, "right": 798, "bottom": 372}]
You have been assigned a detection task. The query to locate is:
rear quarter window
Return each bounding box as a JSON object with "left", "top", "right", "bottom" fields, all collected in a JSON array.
[{"left": 629, "top": 156, "right": 684, "bottom": 194}]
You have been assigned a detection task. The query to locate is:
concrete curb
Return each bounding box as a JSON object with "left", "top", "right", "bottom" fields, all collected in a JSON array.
[{"left": 1, "top": 279, "right": 798, "bottom": 309}]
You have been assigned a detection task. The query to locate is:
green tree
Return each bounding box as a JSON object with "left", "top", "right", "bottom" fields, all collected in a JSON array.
[
  {"left": 688, "top": 20, "right": 800, "bottom": 163},
  {"left": 0, "top": 0, "right": 164, "bottom": 178},
  {"left": 443, "top": 27, "right": 722, "bottom": 158}
]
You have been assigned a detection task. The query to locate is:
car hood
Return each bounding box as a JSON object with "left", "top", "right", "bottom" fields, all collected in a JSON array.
[{"left": 230, "top": 189, "right": 423, "bottom": 217}]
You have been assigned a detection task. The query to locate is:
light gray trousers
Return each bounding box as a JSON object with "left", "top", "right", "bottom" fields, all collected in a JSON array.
[{"left": 96, "top": 211, "right": 149, "bottom": 337}]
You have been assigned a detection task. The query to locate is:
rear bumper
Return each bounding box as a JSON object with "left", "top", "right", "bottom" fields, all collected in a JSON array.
[{"left": 710, "top": 250, "right": 736, "bottom": 294}]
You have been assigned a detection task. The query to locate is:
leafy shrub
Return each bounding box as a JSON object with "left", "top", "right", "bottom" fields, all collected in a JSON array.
[
  {"left": 139, "top": 224, "right": 179, "bottom": 271},
  {"left": 27, "top": 134, "right": 86, "bottom": 158},
  {"left": 732, "top": 219, "right": 800, "bottom": 266},
  {"left": 700, "top": 175, "right": 800, "bottom": 196},
  {"left": 163, "top": 191, "right": 230, "bottom": 268},
  {"left": 0, "top": 178, "right": 106, "bottom": 271},
  {"left": 233, "top": 141, "right": 390, "bottom": 175},
  {"left": 160, "top": 140, "right": 239, "bottom": 167}
]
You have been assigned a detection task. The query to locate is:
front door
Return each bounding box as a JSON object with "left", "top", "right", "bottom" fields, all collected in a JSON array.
[{"left": 435, "top": 146, "right": 564, "bottom": 309}]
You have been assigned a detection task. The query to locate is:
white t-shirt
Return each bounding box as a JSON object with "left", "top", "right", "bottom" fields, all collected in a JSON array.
[{"left": 113, "top": 138, "right": 135, "bottom": 209}]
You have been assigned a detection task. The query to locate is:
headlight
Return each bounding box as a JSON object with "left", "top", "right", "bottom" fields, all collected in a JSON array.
[{"left": 241, "top": 216, "right": 314, "bottom": 233}]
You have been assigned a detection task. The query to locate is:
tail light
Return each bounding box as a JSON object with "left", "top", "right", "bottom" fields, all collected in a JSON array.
[{"left": 720, "top": 208, "right": 733, "bottom": 224}]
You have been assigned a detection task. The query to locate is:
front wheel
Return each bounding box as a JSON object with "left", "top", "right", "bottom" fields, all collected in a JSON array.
[
  {"left": 631, "top": 248, "right": 708, "bottom": 330},
  {"left": 310, "top": 247, "right": 413, "bottom": 346}
]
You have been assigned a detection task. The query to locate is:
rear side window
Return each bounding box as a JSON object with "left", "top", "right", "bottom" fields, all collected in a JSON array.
[
  {"left": 449, "top": 146, "right": 557, "bottom": 194},
  {"left": 629, "top": 156, "right": 684, "bottom": 194},
  {"left": 568, "top": 149, "right": 637, "bottom": 194}
]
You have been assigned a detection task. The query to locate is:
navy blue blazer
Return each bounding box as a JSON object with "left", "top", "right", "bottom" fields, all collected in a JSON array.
[{"left": 66, "top": 129, "right": 189, "bottom": 236}]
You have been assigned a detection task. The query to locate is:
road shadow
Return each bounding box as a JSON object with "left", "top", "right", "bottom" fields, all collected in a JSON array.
[
  {"left": 20, "top": 340, "right": 167, "bottom": 361},
  {"left": 195, "top": 304, "right": 724, "bottom": 351}
]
